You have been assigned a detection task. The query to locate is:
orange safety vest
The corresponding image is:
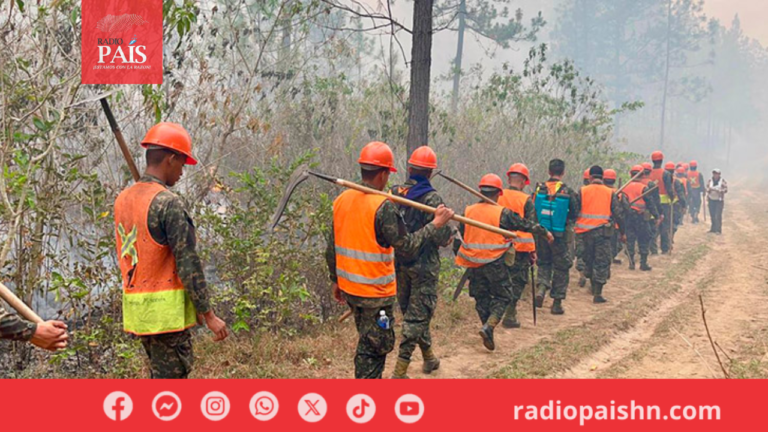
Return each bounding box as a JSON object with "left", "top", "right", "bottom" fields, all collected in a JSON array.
[
  {"left": 688, "top": 171, "right": 702, "bottom": 189},
  {"left": 333, "top": 189, "right": 396, "bottom": 298},
  {"left": 650, "top": 168, "right": 671, "bottom": 203},
  {"left": 498, "top": 189, "right": 536, "bottom": 253},
  {"left": 455, "top": 203, "right": 512, "bottom": 268},
  {"left": 114, "top": 182, "right": 197, "bottom": 336},
  {"left": 576, "top": 184, "right": 613, "bottom": 234},
  {"left": 622, "top": 181, "right": 647, "bottom": 214}
]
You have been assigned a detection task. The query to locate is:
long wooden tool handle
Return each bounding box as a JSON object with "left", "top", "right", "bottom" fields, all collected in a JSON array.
[
  {"left": 628, "top": 185, "right": 659, "bottom": 205},
  {"left": 0, "top": 282, "right": 43, "bottom": 324},
  {"left": 437, "top": 172, "right": 499, "bottom": 206},
  {"left": 100, "top": 98, "right": 141, "bottom": 181},
  {"left": 337, "top": 179, "right": 518, "bottom": 238},
  {"left": 615, "top": 170, "right": 644, "bottom": 196}
]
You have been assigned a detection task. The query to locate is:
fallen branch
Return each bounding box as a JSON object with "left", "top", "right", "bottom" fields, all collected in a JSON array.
[
  {"left": 750, "top": 265, "right": 768, "bottom": 272},
  {"left": 672, "top": 328, "right": 718, "bottom": 379},
  {"left": 699, "top": 294, "right": 730, "bottom": 379},
  {"left": 714, "top": 341, "right": 733, "bottom": 362}
]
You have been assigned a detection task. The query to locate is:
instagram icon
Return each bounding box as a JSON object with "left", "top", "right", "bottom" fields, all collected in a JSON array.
[{"left": 200, "top": 391, "right": 230, "bottom": 421}]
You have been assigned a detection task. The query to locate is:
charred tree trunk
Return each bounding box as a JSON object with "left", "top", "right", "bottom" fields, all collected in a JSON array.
[
  {"left": 450, "top": 0, "right": 466, "bottom": 113},
  {"left": 406, "top": 0, "right": 434, "bottom": 156}
]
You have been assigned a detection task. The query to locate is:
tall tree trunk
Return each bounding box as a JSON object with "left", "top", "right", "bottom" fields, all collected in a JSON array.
[
  {"left": 450, "top": 0, "right": 466, "bottom": 113},
  {"left": 406, "top": 0, "right": 434, "bottom": 156},
  {"left": 659, "top": 0, "right": 673, "bottom": 150}
]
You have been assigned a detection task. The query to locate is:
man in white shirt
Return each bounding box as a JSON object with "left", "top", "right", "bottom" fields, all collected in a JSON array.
[{"left": 706, "top": 169, "right": 728, "bottom": 234}]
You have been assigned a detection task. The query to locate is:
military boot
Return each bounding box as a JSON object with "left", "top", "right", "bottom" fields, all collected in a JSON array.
[
  {"left": 578, "top": 273, "right": 587, "bottom": 288},
  {"left": 421, "top": 347, "right": 441, "bottom": 374},
  {"left": 551, "top": 299, "right": 564, "bottom": 315},
  {"left": 391, "top": 358, "right": 411, "bottom": 379},
  {"left": 502, "top": 301, "right": 521, "bottom": 329},
  {"left": 628, "top": 257, "right": 636, "bottom": 271},
  {"left": 593, "top": 282, "right": 607, "bottom": 303},
  {"left": 613, "top": 258, "right": 622, "bottom": 265},
  {"left": 535, "top": 286, "right": 546, "bottom": 308},
  {"left": 479, "top": 317, "right": 498, "bottom": 351},
  {"left": 640, "top": 255, "right": 652, "bottom": 271}
]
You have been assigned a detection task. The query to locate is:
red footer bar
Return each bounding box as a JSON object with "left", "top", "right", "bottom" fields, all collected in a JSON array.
[{"left": 1, "top": 379, "right": 756, "bottom": 430}]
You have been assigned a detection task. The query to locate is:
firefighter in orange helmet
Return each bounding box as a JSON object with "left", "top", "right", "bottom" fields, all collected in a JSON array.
[
  {"left": 454, "top": 174, "right": 552, "bottom": 351},
  {"left": 687, "top": 160, "right": 705, "bottom": 224},
  {"left": 326, "top": 142, "right": 454, "bottom": 379},
  {"left": 498, "top": 163, "right": 539, "bottom": 329},
  {"left": 388, "top": 146, "right": 452, "bottom": 379},
  {"left": 602, "top": 169, "right": 624, "bottom": 266},
  {"left": 575, "top": 166, "right": 625, "bottom": 303},
  {"left": 650, "top": 152, "right": 676, "bottom": 254},
  {"left": 114, "top": 122, "right": 228, "bottom": 379}
]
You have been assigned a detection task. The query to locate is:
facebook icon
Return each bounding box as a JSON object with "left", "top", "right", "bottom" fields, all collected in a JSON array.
[{"left": 104, "top": 391, "right": 133, "bottom": 421}]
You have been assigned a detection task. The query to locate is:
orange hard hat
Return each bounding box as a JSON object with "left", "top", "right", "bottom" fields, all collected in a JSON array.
[
  {"left": 479, "top": 173, "right": 503, "bottom": 192},
  {"left": 141, "top": 122, "right": 197, "bottom": 165},
  {"left": 408, "top": 146, "right": 438, "bottom": 169},
  {"left": 604, "top": 169, "right": 617, "bottom": 181},
  {"left": 642, "top": 162, "right": 652, "bottom": 171},
  {"left": 682, "top": 163, "right": 689, "bottom": 170},
  {"left": 665, "top": 162, "right": 675, "bottom": 170},
  {"left": 690, "top": 160, "right": 698, "bottom": 168},
  {"left": 506, "top": 163, "right": 530, "bottom": 185},
  {"left": 630, "top": 165, "right": 643, "bottom": 173},
  {"left": 583, "top": 169, "right": 590, "bottom": 179},
  {"left": 651, "top": 151, "right": 664, "bottom": 162},
  {"left": 676, "top": 166, "right": 685, "bottom": 174},
  {"left": 358, "top": 141, "right": 397, "bottom": 172}
]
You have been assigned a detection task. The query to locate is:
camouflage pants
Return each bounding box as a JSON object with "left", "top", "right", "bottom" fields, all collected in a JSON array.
[
  {"left": 689, "top": 192, "right": 702, "bottom": 222},
  {"left": 396, "top": 265, "right": 438, "bottom": 362},
  {"left": 674, "top": 202, "right": 686, "bottom": 229},
  {"left": 611, "top": 227, "right": 622, "bottom": 259},
  {"left": 536, "top": 234, "right": 573, "bottom": 300},
  {"left": 468, "top": 260, "right": 513, "bottom": 326},
  {"left": 508, "top": 252, "right": 531, "bottom": 301},
  {"left": 140, "top": 329, "right": 194, "bottom": 379},
  {"left": 579, "top": 228, "right": 612, "bottom": 285},
  {"left": 575, "top": 233, "right": 585, "bottom": 272},
  {"left": 346, "top": 295, "right": 396, "bottom": 379},
  {"left": 658, "top": 204, "right": 674, "bottom": 253},
  {"left": 649, "top": 219, "right": 659, "bottom": 254},
  {"left": 625, "top": 211, "right": 651, "bottom": 259}
]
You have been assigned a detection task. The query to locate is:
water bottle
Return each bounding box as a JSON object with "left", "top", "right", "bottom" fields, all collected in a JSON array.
[{"left": 377, "top": 310, "right": 390, "bottom": 330}]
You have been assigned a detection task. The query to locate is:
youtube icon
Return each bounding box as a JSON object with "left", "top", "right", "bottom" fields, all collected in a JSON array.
[
  {"left": 396, "top": 395, "right": 424, "bottom": 423},
  {"left": 400, "top": 402, "right": 419, "bottom": 416}
]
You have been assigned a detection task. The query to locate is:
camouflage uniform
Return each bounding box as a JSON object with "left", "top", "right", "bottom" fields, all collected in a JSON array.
[
  {"left": 624, "top": 181, "right": 659, "bottom": 267},
  {"left": 535, "top": 180, "right": 579, "bottom": 301},
  {"left": 389, "top": 179, "right": 452, "bottom": 367},
  {"left": 0, "top": 303, "right": 36, "bottom": 342},
  {"left": 576, "top": 182, "right": 624, "bottom": 297},
  {"left": 502, "top": 186, "right": 537, "bottom": 326},
  {"left": 453, "top": 206, "right": 548, "bottom": 328},
  {"left": 656, "top": 170, "right": 676, "bottom": 253},
  {"left": 325, "top": 183, "right": 439, "bottom": 379},
  {"left": 134, "top": 175, "right": 212, "bottom": 379},
  {"left": 673, "top": 176, "right": 688, "bottom": 232}
]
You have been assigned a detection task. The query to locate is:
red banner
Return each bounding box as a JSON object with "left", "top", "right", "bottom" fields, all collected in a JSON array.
[
  {"left": 81, "top": 0, "right": 163, "bottom": 84},
  {"left": 0, "top": 379, "right": 759, "bottom": 430}
]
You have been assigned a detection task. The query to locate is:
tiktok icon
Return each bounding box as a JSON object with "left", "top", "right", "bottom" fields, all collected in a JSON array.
[
  {"left": 346, "top": 394, "right": 376, "bottom": 424},
  {"left": 103, "top": 391, "right": 133, "bottom": 421}
]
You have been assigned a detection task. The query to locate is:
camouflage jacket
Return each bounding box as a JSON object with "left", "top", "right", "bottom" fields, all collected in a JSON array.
[
  {"left": 389, "top": 178, "right": 452, "bottom": 273},
  {"left": 141, "top": 175, "right": 211, "bottom": 314},
  {"left": 325, "top": 181, "right": 440, "bottom": 307},
  {"left": 0, "top": 302, "right": 36, "bottom": 341}
]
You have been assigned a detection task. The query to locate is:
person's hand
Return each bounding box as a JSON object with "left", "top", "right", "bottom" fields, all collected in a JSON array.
[
  {"left": 200, "top": 311, "right": 228, "bottom": 342},
  {"left": 545, "top": 230, "right": 555, "bottom": 244},
  {"left": 30, "top": 320, "right": 68, "bottom": 351},
  {"left": 529, "top": 251, "right": 538, "bottom": 266},
  {"left": 431, "top": 204, "right": 455, "bottom": 228},
  {"left": 332, "top": 283, "right": 344, "bottom": 305}
]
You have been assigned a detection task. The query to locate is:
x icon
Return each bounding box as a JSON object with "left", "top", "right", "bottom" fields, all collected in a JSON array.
[{"left": 304, "top": 400, "right": 320, "bottom": 416}]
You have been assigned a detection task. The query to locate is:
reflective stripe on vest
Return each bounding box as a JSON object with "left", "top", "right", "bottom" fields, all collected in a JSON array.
[
  {"left": 688, "top": 171, "right": 702, "bottom": 189},
  {"left": 576, "top": 184, "right": 613, "bottom": 234},
  {"left": 333, "top": 189, "right": 396, "bottom": 298},
  {"left": 622, "top": 181, "right": 647, "bottom": 213},
  {"left": 455, "top": 203, "right": 511, "bottom": 268},
  {"left": 498, "top": 189, "right": 536, "bottom": 252},
  {"left": 114, "top": 182, "right": 197, "bottom": 336}
]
